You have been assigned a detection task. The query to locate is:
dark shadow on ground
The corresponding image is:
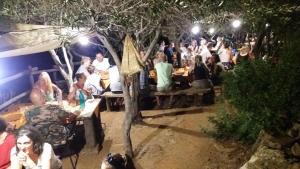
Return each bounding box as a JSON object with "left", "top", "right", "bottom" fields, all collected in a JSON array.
[
  {"left": 142, "top": 108, "right": 203, "bottom": 119},
  {"left": 134, "top": 121, "right": 207, "bottom": 156}
]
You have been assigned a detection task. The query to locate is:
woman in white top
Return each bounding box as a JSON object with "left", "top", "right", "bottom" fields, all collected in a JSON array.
[{"left": 10, "top": 126, "right": 62, "bottom": 169}]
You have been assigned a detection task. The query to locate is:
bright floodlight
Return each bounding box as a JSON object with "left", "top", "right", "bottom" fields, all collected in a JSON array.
[
  {"left": 79, "top": 36, "right": 89, "bottom": 45},
  {"left": 232, "top": 19, "right": 241, "bottom": 28},
  {"left": 265, "top": 23, "right": 270, "bottom": 28},
  {"left": 191, "top": 25, "right": 200, "bottom": 34},
  {"left": 209, "top": 27, "right": 215, "bottom": 34}
]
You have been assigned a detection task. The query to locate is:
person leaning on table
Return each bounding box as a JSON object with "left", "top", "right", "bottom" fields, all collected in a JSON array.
[
  {"left": 10, "top": 126, "right": 62, "bottom": 169},
  {"left": 30, "top": 72, "right": 62, "bottom": 106}
]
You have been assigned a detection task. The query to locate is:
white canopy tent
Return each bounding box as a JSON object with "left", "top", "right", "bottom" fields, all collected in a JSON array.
[{"left": 0, "top": 21, "right": 88, "bottom": 58}]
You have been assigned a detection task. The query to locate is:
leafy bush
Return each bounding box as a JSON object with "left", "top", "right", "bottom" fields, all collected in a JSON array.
[{"left": 210, "top": 32, "right": 300, "bottom": 142}]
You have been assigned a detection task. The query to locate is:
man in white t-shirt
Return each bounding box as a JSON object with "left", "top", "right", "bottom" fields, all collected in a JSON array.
[
  {"left": 108, "top": 65, "right": 122, "bottom": 92},
  {"left": 199, "top": 39, "right": 212, "bottom": 64},
  {"left": 92, "top": 53, "right": 110, "bottom": 73},
  {"left": 85, "top": 65, "right": 103, "bottom": 96}
]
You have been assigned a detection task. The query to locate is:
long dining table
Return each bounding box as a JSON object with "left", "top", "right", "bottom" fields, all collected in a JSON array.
[{"left": 49, "top": 99, "right": 102, "bottom": 148}]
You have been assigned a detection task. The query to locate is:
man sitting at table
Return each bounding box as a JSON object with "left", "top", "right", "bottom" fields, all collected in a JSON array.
[
  {"left": 85, "top": 65, "right": 103, "bottom": 97},
  {"left": 76, "top": 56, "right": 91, "bottom": 77},
  {"left": 155, "top": 52, "right": 173, "bottom": 92},
  {"left": 92, "top": 52, "right": 110, "bottom": 73},
  {"left": 108, "top": 58, "right": 122, "bottom": 93}
]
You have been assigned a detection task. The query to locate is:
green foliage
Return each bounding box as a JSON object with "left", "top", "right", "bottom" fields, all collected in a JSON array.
[
  {"left": 210, "top": 32, "right": 300, "bottom": 142},
  {"left": 208, "top": 109, "right": 263, "bottom": 141}
]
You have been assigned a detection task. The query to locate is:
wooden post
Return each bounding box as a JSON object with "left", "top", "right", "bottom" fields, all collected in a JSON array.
[
  {"left": 83, "top": 117, "right": 97, "bottom": 148},
  {"left": 28, "top": 66, "right": 35, "bottom": 88},
  {"left": 49, "top": 50, "right": 72, "bottom": 89},
  {"left": 52, "top": 65, "right": 58, "bottom": 82},
  {"left": 105, "top": 97, "right": 111, "bottom": 112},
  {"left": 62, "top": 47, "right": 73, "bottom": 84}
]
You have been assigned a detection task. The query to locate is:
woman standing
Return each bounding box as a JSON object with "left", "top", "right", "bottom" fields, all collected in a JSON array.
[
  {"left": 10, "top": 126, "right": 62, "bottom": 169},
  {"left": 30, "top": 72, "right": 62, "bottom": 106}
]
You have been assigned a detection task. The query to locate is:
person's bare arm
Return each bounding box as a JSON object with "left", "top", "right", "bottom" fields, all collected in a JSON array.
[
  {"left": 30, "top": 89, "right": 45, "bottom": 106},
  {"left": 67, "top": 85, "right": 77, "bottom": 103},
  {"left": 52, "top": 83, "right": 62, "bottom": 99}
]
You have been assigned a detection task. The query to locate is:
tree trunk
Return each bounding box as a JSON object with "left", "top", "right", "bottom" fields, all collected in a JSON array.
[
  {"left": 96, "top": 30, "right": 160, "bottom": 157},
  {"left": 96, "top": 32, "right": 135, "bottom": 157},
  {"left": 132, "top": 73, "right": 142, "bottom": 122},
  {"left": 121, "top": 75, "right": 134, "bottom": 157},
  {"left": 49, "top": 49, "right": 72, "bottom": 88}
]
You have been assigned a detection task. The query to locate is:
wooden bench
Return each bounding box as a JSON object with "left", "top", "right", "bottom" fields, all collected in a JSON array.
[
  {"left": 101, "top": 92, "right": 124, "bottom": 111},
  {"left": 154, "top": 87, "right": 211, "bottom": 108},
  {"left": 213, "top": 86, "right": 223, "bottom": 96}
]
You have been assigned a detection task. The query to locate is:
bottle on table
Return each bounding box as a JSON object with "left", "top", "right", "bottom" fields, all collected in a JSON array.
[{"left": 79, "top": 90, "right": 85, "bottom": 110}]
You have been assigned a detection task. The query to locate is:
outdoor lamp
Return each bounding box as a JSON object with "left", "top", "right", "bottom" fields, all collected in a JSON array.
[
  {"left": 191, "top": 25, "right": 200, "bottom": 35},
  {"left": 265, "top": 23, "right": 270, "bottom": 28},
  {"left": 79, "top": 36, "right": 89, "bottom": 45},
  {"left": 208, "top": 27, "right": 215, "bottom": 34},
  {"left": 232, "top": 19, "right": 241, "bottom": 28}
]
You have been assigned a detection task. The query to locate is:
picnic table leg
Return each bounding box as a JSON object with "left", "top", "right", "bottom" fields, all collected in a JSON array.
[
  {"left": 155, "top": 96, "right": 161, "bottom": 107},
  {"left": 168, "top": 95, "right": 174, "bottom": 108},
  {"left": 105, "top": 97, "right": 111, "bottom": 111},
  {"left": 83, "top": 117, "right": 97, "bottom": 148}
]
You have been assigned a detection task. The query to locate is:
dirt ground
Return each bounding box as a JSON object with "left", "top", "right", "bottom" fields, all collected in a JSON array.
[{"left": 62, "top": 104, "right": 251, "bottom": 169}]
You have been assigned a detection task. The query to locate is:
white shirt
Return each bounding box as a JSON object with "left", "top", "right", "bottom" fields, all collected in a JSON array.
[
  {"left": 180, "top": 46, "right": 188, "bottom": 60},
  {"left": 84, "top": 73, "right": 102, "bottom": 95},
  {"left": 199, "top": 46, "right": 212, "bottom": 63},
  {"left": 76, "top": 65, "right": 90, "bottom": 77},
  {"left": 92, "top": 58, "right": 110, "bottom": 72},
  {"left": 10, "top": 143, "right": 62, "bottom": 169},
  {"left": 219, "top": 48, "right": 231, "bottom": 63},
  {"left": 108, "top": 66, "right": 122, "bottom": 92}
]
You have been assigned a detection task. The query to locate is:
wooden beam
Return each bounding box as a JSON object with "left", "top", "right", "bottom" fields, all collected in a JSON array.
[
  {"left": 0, "top": 67, "right": 38, "bottom": 86},
  {"left": 32, "top": 68, "right": 60, "bottom": 75},
  {"left": 0, "top": 91, "right": 30, "bottom": 110}
]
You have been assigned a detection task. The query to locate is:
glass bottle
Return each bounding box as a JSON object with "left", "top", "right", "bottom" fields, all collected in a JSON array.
[{"left": 79, "top": 90, "right": 85, "bottom": 110}]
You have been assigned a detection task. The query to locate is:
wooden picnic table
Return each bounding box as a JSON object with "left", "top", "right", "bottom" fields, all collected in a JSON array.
[
  {"left": 48, "top": 99, "right": 102, "bottom": 148},
  {"left": 1, "top": 99, "right": 102, "bottom": 148}
]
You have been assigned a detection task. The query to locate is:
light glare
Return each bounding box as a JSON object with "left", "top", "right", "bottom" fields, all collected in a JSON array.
[
  {"left": 232, "top": 20, "right": 241, "bottom": 28},
  {"left": 191, "top": 25, "right": 200, "bottom": 35},
  {"left": 79, "top": 36, "right": 89, "bottom": 45},
  {"left": 209, "top": 28, "right": 215, "bottom": 34}
]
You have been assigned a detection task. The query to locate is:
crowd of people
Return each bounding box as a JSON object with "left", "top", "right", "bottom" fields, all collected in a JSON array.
[
  {"left": 0, "top": 34, "right": 256, "bottom": 169},
  {"left": 1, "top": 117, "right": 132, "bottom": 169}
]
